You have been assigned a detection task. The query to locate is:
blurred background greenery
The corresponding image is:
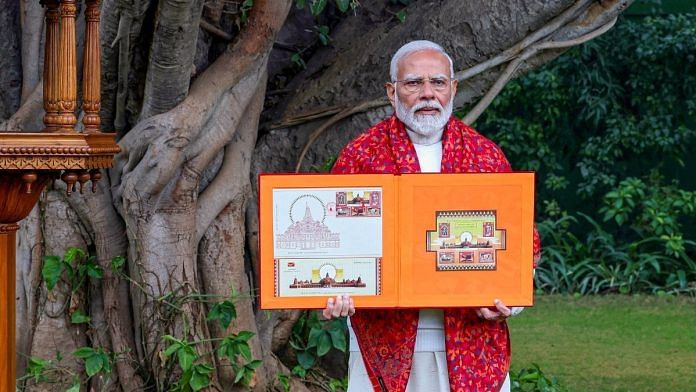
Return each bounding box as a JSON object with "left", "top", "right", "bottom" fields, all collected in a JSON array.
[
  {"left": 468, "top": 0, "right": 696, "bottom": 298},
  {"left": 475, "top": 1, "right": 696, "bottom": 390}
]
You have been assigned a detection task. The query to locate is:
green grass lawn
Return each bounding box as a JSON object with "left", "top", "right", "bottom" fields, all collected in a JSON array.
[{"left": 508, "top": 295, "right": 696, "bottom": 391}]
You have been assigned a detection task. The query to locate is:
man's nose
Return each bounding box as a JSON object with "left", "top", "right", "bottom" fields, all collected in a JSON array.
[{"left": 420, "top": 80, "right": 436, "bottom": 100}]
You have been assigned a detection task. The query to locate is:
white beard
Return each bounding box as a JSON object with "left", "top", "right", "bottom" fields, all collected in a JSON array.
[{"left": 395, "top": 94, "right": 453, "bottom": 145}]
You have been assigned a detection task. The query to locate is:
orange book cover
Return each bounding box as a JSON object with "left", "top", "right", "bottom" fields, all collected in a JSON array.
[{"left": 259, "top": 173, "right": 535, "bottom": 309}]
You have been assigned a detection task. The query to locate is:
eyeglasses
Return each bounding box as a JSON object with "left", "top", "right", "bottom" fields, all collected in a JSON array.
[{"left": 392, "top": 77, "right": 452, "bottom": 93}]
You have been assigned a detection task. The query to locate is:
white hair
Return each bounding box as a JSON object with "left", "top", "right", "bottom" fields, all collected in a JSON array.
[{"left": 390, "top": 40, "right": 454, "bottom": 82}]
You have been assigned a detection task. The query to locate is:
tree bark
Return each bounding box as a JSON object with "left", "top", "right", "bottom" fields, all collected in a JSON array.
[
  {"left": 0, "top": 0, "right": 22, "bottom": 120},
  {"left": 139, "top": 0, "right": 204, "bottom": 120}
]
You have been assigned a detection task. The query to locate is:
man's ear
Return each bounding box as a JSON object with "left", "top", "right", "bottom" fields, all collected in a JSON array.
[
  {"left": 452, "top": 79, "right": 458, "bottom": 97},
  {"left": 386, "top": 83, "right": 396, "bottom": 108}
]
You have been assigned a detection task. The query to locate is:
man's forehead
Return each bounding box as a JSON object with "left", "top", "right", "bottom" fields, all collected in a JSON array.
[
  {"left": 402, "top": 72, "right": 449, "bottom": 80},
  {"left": 397, "top": 50, "right": 450, "bottom": 74}
]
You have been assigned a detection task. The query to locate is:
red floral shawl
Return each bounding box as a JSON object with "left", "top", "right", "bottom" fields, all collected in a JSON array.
[{"left": 332, "top": 115, "right": 541, "bottom": 392}]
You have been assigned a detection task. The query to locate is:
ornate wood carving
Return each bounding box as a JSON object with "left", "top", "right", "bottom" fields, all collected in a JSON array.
[
  {"left": 82, "top": 0, "right": 102, "bottom": 133},
  {"left": 57, "top": 0, "right": 78, "bottom": 132},
  {"left": 0, "top": 133, "right": 120, "bottom": 171},
  {"left": 43, "top": 0, "right": 61, "bottom": 132},
  {"left": 0, "top": 172, "right": 50, "bottom": 224}
]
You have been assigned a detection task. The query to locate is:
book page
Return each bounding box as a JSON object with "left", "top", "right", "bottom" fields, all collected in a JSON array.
[{"left": 272, "top": 187, "right": 382, "bottom": 297}]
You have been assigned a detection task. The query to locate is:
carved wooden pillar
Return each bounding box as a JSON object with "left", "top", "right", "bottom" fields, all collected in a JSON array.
[
  {"left": 57, "top": 0, "right": 78, "bottom": 132},
  {"left": 0, "top": 225, "right": 17, "bottom": 392},
  {"left": 82, "top": 0, "right": 102, "bottom": 134},
  {"left": 43, "top": 0, "right": 61, "bottom": 132},
  {"left": 1, "top": 2, "right": 120, "bottom": 389},
  {"left": 0, "top": 172, "right": 50, "bottom": 392}
]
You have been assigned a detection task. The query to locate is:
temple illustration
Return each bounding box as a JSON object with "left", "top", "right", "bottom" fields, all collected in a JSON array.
[
  {"left": 276, "top": 203, "right": 340, "bottom": 250},
  {"left": 290, "top": 274, "right": 367, "bottom": 289}
]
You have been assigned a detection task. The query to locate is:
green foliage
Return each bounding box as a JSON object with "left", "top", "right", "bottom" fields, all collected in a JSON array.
[
  {"left": 207, "top": 300, "right": 237, "bottom": 329},
  {"left": 286, "top": 311, "right": 348, "bottom": 390},
  {"left": 470, "top": 11, "right": 696, "bottom": 294},
  {"left": 290, "top": 312, "right": 347, "bottom": 371},
  {"left": 29, "top": 251, "right": 264, "bottom": 391},
  {"left": 310, "top": 0, "right": 328, "bottom": 16},
  {"left": 110, "top": 255, "right": 125, "bottom": 272},
  {"left": 510, "top": 363, "right": 566, "bottom": 392},
  {"left": 395, "top": 9, "right": 407, "bottom": 23},
  {"left": 41, "top": 247, "right": 103, "bottom": 293},
  {"left": 160, "top": 291, "right": 262, "bottom": 389},
  {"left": 239, "top": 0, "right": 254, "bottom": 24},
  {"left": 70, "top": 309, "right": 91, "bottom": 324},
  {"left": 317, "top": 25, "right": 331, "bottom": 46},
  {"left": 535, "top": 213, "right": 695, "bottom": 295},
  {"left": 277, "top": 373, "right": 291, "bottom": 392},
  {"left": 25, "top": 357, "right": 50, "bottom": 383},
  {"left": 73, "top": 347, "right": 113, "bottom": 377}
]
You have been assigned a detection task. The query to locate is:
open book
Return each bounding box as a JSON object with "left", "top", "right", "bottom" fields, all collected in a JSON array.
[{"left": 259, "top": 172, "right": 535, "bottom": 309}]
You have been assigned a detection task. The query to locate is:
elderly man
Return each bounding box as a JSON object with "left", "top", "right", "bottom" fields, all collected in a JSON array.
[{"left": 324, "top": 40, "right": 541, "bottom": 392}]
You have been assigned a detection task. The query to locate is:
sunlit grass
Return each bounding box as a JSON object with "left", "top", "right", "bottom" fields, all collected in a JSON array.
[{"left": 509, "top": 294, "right": 696, "bottom": 391}]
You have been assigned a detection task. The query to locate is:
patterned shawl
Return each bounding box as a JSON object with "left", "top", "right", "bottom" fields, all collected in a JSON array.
[{"left": 331, "top": 115, "right": 541, "bottom": 392}]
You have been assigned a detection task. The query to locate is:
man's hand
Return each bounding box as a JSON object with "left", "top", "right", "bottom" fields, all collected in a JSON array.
[
  {"left": 322, "top": 295, "right": 355, "bottom": 319},
  {"left": 476, "top": 299, "right": 511, "bottom": 321}
]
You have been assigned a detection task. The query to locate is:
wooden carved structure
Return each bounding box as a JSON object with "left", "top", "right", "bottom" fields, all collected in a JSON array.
[{"left": 0, "top": 1, "right": 119, "bottom": 390}]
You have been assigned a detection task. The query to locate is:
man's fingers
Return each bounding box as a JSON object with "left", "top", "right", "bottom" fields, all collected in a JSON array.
[
  {"left": 478, "top": 308, "right": 500, "bottom": 320},
  {"left": 324, "top": 295, "right": 354, "bottom": 319},
  {"left": 323, "top": 298, "right": 335, "bottom": 319},
  {"left": 339, "top": 295, "right": 350, "bottom": 317},
  {"left": 331, "top": 296, "right": 343, "bottom": 318},
  {"left": 494, "top": 299, "right": 511, "bottom": 317}
]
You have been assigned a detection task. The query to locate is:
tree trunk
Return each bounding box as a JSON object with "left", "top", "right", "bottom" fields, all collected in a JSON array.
[{"left": 5, "top": 0, "right": 632, "bottom": 390}]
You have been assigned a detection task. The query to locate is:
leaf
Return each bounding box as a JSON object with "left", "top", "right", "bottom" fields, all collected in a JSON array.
[
  {"left": 677, "top": 270, "right": 686, "bottom": 288},
  {"left": 292, "top": 365, "right": 307, "bottom": 378},
  {"left": 277, "top": 374, "right": 290, "bottom": 392},
  {"left": 111, "top": 256, "right": 125, "bottom": 272},
  {"left": 72, "top": 347, "right": 95, "bottom": 359},
  {"left": 64, "top": 247, "right": 85, "bottom": 264},
  {"left": 233, "top": 366, "right": 246, "bottom": 384},
  {"left": 207, "top": 300, "right": 237, "bottom": 329},
  {"left": 295, "top": 0, "right": 306, "bottom": 9},
  {"left": 71, "top": 310, "right": 91, "bottom": 324},
  {"left": 316, "top": 331, "right": 332, "bottom": 356},
  {"left": 317, "top": 25, "right": 330, "bottom": 46},
  {"left": 42, "top": 255, "right": 63, "bottom": 291},
  {"left": 162, "top": 335, "right": 182, "bottom": 343},
  {"left": 27, "top": 357, "right": 49, "bottom": 381},
  {"left": 246, "top": 359, "right": 263, "bottom": 370},
  {"left": 86, "top": 264, "right": 104, "bottom": 279},
  {"left": 297, "top": 350, "right": 315, "bottom": 369},
  {"left": 100, "top": 353, "right": 113, "bottom": 374},
  {"left": 310, "top": 0, "right": 328, "bottom": 16},
  {"left": 328, "top": 327, "right": 347, "bottom": 352},
  {"left": 66, "top": 379, "right": 81, "bottom": 392},
  {"left": 307, "top": 327, "right": 323, "bottom": 348},
  {"left": 291, "top": 52, "right": 306, "bottom": 69},
  {"left": 236, "top": 330, "right": 255, "bottom": 341},
  {"left": 238, "top": 342, "right": 252, "bottom": 361},
  {"left": 190, "top": 368, "right": 211, "bottom": 391},
  {"left": 85, "top": 354, "right": 103, "bottom": 377},
  {"left": 396, "top": 9, "right": 407, "bottom": 23},
  {"left": 334, "top": 0, "right": 349, "bottom": 12},
  {"left": 178, "top": 346, "right": 196, "bottom": 371}
]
